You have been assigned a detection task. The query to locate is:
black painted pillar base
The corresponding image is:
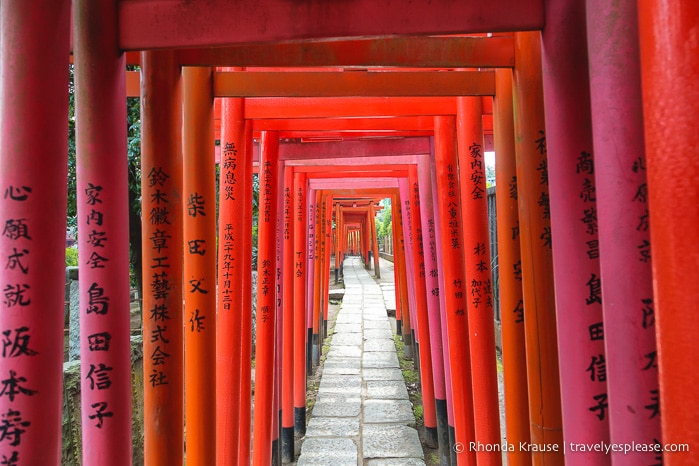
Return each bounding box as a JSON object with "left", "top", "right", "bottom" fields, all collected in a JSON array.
[
  {"left": 306, "top": 328, "right": 313, "bottom": 376},
  {"left": 403, "top": 330, "right": 413, "bottom": 359},
  {"left": 271, "top": 438, "right": 280, "bottom": 466},
  {"left": 436, "top": 398, "right": 451, "bottom": 466},
  {"left": 449, "top": 424, "right": 457, "bottom": 466},
  {"left": 396, "top": 318, "right": 402, "bottom": 336},
  {"left": 281, "top": 427, "right": 295, "bottom": 463},
  {"left": 294, "top": 407, "right": 306, "bottom": 437}
]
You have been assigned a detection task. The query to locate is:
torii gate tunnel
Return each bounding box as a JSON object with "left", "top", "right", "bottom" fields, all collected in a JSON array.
[{"left": 1, "top": 1, "right": 697, "bottom": 465}]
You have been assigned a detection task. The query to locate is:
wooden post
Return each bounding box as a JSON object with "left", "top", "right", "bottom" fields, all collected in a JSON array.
[
  {"left": 512, "top": 31, "right": 564, "bottom": 465},
  {"left": 252, "top": 131, "right": 280, "bottom": 466},
  {"left": 74, "top": 1, "right": 132, "bottom": 463},
  {"left": 586, "top": 1, "right": 661, "bottom": 464},
  {"left": 238, "top": 120, "right": 255, "bottom": 466},
  {"left": 417, "top": 154, "right": 451, "bottom": 463},
  {"left": 433, "top": 116, "right": 477, "bottom": 465},
  {"left": 638, "top": 2, "right": 699, "bottom": 464},
  {"left": 0, "top": 1, "right": 70, "bottom": 464},
  {"left": 141, "top": 50, "right": 184, "bottom": 466},
  {"left": 293, "top": 172, "right": 308, "bottom": 436},
  {"left": 217, "top": 89, "right": 246, "bottom": 466},
  {"left": 456, "top": 96, "right": 501, "bottom": 466},
  {"left": 542, "top": 2, "right": 610, "bottom": 463},
  {"left": 493, "top": 68, "right": 530, "bottom": 466},
  {"left": 405, "top": 171, "right": 439, "bottom": 448},
  {"left": 182, "top": 66, "right": 217, "bottom": 466},
  {"left": 281, "top": 165, "right": 295, "bottom": 462}
]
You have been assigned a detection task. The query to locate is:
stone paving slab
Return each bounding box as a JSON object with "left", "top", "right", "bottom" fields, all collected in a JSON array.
[
  {"left": 305, "top": 417, "right": 360, "bottom": 437},
  {"left": 364, "top": 328, "right": 394, "bottom": 340},
  {"left": 365, "top": 380, "right": 409, "bottom": 400},
  {"left": 363, "top": 399, "right": 415, "bottom": 424},
  {"left": 362, "top": 351, "right": 400, "bottom": 368},
  {"left": 362, "top": 425, "right": 423, "bottom": 459},
  {"left": 332, "top": 323, "right": 363, "bottom": 333},
  {"left": 327, "top": 346, "right": 362, "bottom": 358},
  {"left": 362, "top": 368, "right": 404, "bottom": 381},
  {"left": 297, "top": 438, "right": 358, "bottom": 466},
  {"left": 330, "top": 333, "right": 364, "bottom": 346},
  {"left": 363, "top": 339, "right": 397, "bottom": 352},
  {"left": 366, "top": 459, "right": 427, "bottom": 466},
  {"left": 312, "top": 397, "right": 361, "bottom": 417},
  {"left": 363, "top": 320, "right": 392, "bottom": 330}
]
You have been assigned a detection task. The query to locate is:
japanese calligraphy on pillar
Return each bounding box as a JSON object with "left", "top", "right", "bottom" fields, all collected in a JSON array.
[
  {"left": 572, "top": 150, "right": 609, "bottom": 422},
  {"left": 630, "top": 157, "right": 659, "bottom": 423},
  {"left": 144, "top": 167, "right": 175, "bottom": 389},
  {"left": 1, "top": 185, "right": 37, "bottom": 462},
  {"left": 220, "top": 141, "right": 239, "bottom": 313},
  {"left": 465, "top": 142, "right": 493, "bottom": 313},
  {"left": 258, "top": 161, "right": 275, "bottom": 326},
  {"left": 307, "top": 194, "right": 315, "bottom": 262},
  {"left": 80, "top": 182, "right": 118, "bottom": 428}
]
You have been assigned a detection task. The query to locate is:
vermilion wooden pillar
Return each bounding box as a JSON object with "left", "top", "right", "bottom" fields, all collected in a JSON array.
[
  {"left": 512, "top": 31, "right": 564, "bottom": 465},
  {"left": 252, "top": 131, "right": 280, "bottom": 466},
  {"left": 281, "top": 165, "right": 295, "bottom": 462},
  {"left": 0, "top": 2, "right": 69, "bottom": 464},
  {"left": 74, "top": 1, "right": 132, "bottom": 463},
  {"left": 311, "top": 191, "right": 322, "bottom": 367},
  {"left": 399, "top": 184, "right": 419, "bottom": 369},
  {"left": 493, "top": 68, "right": 530, "bottom": 466},
  {"left": 238, "top": 120, "right": 255, "bottom": 466},
  {"left": 369, "top": 202, "right": 381, "bottom": 278},
  {"left": 394, "top": 193, "right": 414, "bottom": 357},
  {"left": 417, "top": 154, "right": 450, "bottom": 464},
  {"left": 403, "top": 173, "right": 438, "bottom": 448},
  {"left": 434, "top": 116, "right": 476, "bottom": 466},
  {"left": 430, "top": 151, "right": 457, "bottom": 463},
  {"left": 638, "top": 3, "right": 699, "bottom": 465},
  {"left": 456, "top": 97, "right": 501, "bottom": 466},
  {"left": 541, "top": 3, "right": 610, "bottom": 464},
  {"left": 273, "top": 159, "right": 285, "bottom": 466},
  {"left": 141, "top": 50, "right": 184, "bottom": 466},
  {"left": 305, "top": 188, "right": 316, "bottom": 374},
  {"left": 217, "top": 89, "right": 246, "bottom": 466},
  {"left": 293, "top": 172, "right": 308, "bottom": 436},
  {"left": 586, "top": 2, "right": 661, "bottom": 465},
  {"left": 182, "top": 66, "right": 217, "bottom": 466}
]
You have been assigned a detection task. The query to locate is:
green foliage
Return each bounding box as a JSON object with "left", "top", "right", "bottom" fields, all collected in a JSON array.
[
  {"left": 375, "top": 197, "right": 392, "bottom": 241},
  {"left": 65, "top": 247, "right": 79, "bottom": 267}
]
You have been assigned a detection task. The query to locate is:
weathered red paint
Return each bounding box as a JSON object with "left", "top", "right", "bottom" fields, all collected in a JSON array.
[
  {"left": 293, "top": 172, "right": 308, "bottom": 436},
  {"left": 542, "top": 2, "right": 610, "bottom": 463},
  {"left": 74, "top": 1, "right": 133, "bottom": 463},
  {"left": 512, "top": 31, "right": 564, "bottom": 466},
  {"left": 182, "top": 66, "right": 217, "bottom": 466},
  {"left": 456, "top": 97, "right": 501, "bottom": 466},
  {"left": 141, "top": 50, "right": 184, "bottom": 466},
  {"left": 252, "top": 132, "right": 281, "bottom": 466},
  {"left": 213, "top": 70, "right": 495, "bottom": 97},
  {"left": 0, "top": 2, "right": 70, "bottom": 464},
  {"left": 638, "top": 2, "right": 699, "bottom": 464},
  {"left": 586, "top": 1, "right": 661, "bottom": 464},
  {"left": 177, "top": 36, "right": 514, "bottom": 68},
  {"left": 433, "top": 116, "right": 476, "bottom": 465},
  {"left": 493, "top": 68, "right": 530, "bottom": 466},
  {"left": 119, "top": 0, "right": 544, "bottom": 50},
  {"left": 217, "top": 91, "right": 246, "bottom": 465}
]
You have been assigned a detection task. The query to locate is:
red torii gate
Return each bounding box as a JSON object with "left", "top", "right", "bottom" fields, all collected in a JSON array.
[{"left": 2, "top": 1, "right": 698, "bottom": 466}]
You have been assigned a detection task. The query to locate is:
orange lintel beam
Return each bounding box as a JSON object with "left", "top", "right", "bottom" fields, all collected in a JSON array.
[
  {"left": 213, "top": 71, "right": 495, "bottom": 97},
  {"left": 119, "top": 0, "right": 543, "bottom": 50},
  {"left": 252, "top": 116, "right": 435, "bottom": 132},
  {"left": 306, "top": 171, "right": 408, "bottom": 180},
  {"left": 295, "top": 164, "right": 412, "bottom": 173},
  {"left": 244, "top": 97, "right": 457, "bottom": 119},
  {"left": 177, "top": 36, "right": 514, "bottom": 68}
]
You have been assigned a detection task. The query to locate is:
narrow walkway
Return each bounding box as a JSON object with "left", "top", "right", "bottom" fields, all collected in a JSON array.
[{"left": 297, "top": 257, "right": 425, "bottom": 466}]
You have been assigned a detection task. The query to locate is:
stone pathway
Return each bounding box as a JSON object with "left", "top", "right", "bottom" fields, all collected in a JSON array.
[{"left": 297, "top": 257, "right": 425, "bottom": 466}]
